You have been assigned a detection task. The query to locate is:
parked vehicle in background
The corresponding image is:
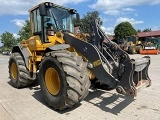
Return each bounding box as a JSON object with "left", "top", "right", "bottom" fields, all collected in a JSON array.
[
  {"left": 140, "top": 37, "right": 159, "bottom": 55},
  {"left": 117, "top": 36, "right": 143, "bottom": 54},
  {"left": 154, "top": 38, "right": 160, "bottom": 51},
  {"left": 2, "top": 51, "right": 11, "bottom": 55}
]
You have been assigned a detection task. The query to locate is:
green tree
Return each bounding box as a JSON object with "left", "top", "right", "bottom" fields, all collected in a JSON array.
[
  {"left": 18, "top": 20, "right": 31, "bottom": 41},
  {"left": 79, "top": 11, "right": 102, "bottom": 33},
  {"left": 114, "top": 22, "right": 137, "bottom": 40},
  {"left": 143, "top": 28, "right": 152, "bottom": 32},
  {"left": 137, "top": 29, "right": 142, "bottom": 32},
  {"left": 0, "top": 31, "right": 17, "bottom": 49}
]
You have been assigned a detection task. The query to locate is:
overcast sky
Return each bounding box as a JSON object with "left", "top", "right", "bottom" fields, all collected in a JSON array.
[{"left": 0, "top": 0, "right": 160, "bottom": 46}]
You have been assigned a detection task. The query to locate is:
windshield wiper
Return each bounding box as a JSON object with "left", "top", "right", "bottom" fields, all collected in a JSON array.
[{"left": 50, "top": 10, "right": 61, "bottom": 31}]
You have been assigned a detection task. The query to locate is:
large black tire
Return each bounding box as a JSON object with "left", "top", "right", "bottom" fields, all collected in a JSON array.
[
  {"left": 8, "top": 52, "right": 34, "bottom": 88},
  {"left": 128, "top": 46, "right": 136, "bottom": 54},
  {"left": 39, "top": 50, "right": 90, "bottom": 110},
  {"left": 136, "top": 45, "right": 143, "bottom": 54}
]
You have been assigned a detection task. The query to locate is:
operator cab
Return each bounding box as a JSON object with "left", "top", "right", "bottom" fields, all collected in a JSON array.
[
  {"left": 29, "top": 2, "right": 78, "bottom": 43},
  {"left": 125, "top": 36, "right": 136, "bottom": 44}
]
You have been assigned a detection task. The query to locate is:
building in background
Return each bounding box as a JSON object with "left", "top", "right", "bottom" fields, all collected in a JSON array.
[{"left": 137, "top": 30, "right": 160, "bottom": 40}]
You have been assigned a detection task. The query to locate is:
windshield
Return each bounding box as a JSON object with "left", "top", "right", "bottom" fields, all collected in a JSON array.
[
  {"left": 126, "top": 36, "right": 136, "bottom": 43},
  {"left": 154, "top": 38, "right": 160, "bottom": 43},
  {"left": 49, "top": 6, "right": 74, "bottom": 33}
]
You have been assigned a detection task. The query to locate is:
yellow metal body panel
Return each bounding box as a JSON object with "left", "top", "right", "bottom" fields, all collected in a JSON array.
[
  {"left": 20, "top": 31, "right": 66, "bottom": 72},
  {"left": 21, "top": 33, "right": 65, "bottom": 51}
]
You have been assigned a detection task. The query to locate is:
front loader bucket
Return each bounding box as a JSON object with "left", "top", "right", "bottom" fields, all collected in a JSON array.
[{"left": 116, "top": 56, "right": 151, "bottom": 97}]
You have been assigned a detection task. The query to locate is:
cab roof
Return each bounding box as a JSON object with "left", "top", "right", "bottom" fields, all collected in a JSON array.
[{"left": 28, "top": 2, "right": 75, "bottom": 12}]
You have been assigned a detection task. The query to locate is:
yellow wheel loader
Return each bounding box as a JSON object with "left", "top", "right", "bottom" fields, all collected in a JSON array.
[
  {"left": 8, "top": 2, "right": 151, "bottom": 110},
  {"left": 121, "top": 36, "right": 143, "bottom": 54}
]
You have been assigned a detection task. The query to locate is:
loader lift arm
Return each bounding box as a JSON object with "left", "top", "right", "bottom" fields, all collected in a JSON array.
[{"left": 64, "top": 19, "right": 151, "bottom": 97}]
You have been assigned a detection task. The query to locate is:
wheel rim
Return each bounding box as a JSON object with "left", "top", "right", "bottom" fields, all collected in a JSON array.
[
  {"left": 45, "top": 67, "right": 60, "bottom": 95},
  {"left": 133, "top": 48, "right": 136, "bottom": 53},
  {"left": 11, "top": 62, "right": 18, "bottom": 80}
]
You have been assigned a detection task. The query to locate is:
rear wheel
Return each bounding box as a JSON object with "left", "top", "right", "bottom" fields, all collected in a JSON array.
[
  {"left": 128, "top": 46, "right": 136, "bottom": 54},
  {"left": 137, "top": 45, "right": 143, "bottom": 54},
  {"left": 39, "top": 50, "right": 90, "bottom": 110},
  {"left": 8, "top": 52, "right": 34, "bottom": 88}
]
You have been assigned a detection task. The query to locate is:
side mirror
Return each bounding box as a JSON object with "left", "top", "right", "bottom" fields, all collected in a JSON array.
[
  {"left": 76, "top": 13, "right": 80, "bottom": 23},
  {"left": 39, "top": 4, "right": 46, "bottom": 16}
]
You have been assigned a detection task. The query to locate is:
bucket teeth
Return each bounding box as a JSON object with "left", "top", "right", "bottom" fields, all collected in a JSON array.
[{"left": 116, "top": 56, "right": 151, "bottom": 97}]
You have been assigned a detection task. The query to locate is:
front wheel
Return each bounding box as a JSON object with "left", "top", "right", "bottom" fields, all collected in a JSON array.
[
  {"left": 137, "top": 45, "right": 143, "bottom": 54},
  {"left": 128, "top": 46, "right": 136, "bottom": 54},
  {"left": 39, "top": 50, "right": 90, "bottom": 110}
]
